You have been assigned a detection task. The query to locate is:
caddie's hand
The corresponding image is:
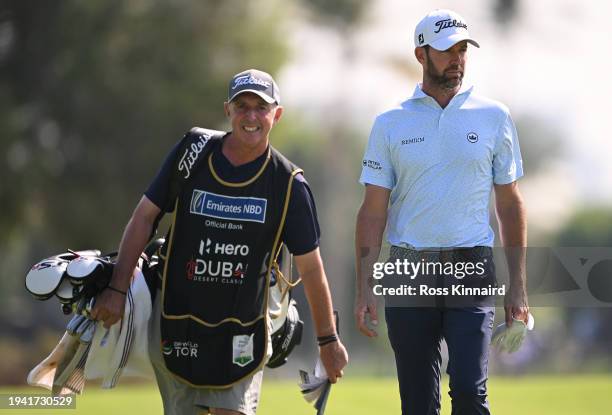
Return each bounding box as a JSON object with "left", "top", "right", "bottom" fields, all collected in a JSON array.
[
  {"left": 504, "top": 284, "right": 529, "bottom": 327},
  {"left": 90, "top": 288, "right": 126, "bottom": 329},
  {"left": 355, "top": 289, "right": 378, "bottom": 337},
  {"left": 319, "top": 340, "right": 348, "bottom": 384}
]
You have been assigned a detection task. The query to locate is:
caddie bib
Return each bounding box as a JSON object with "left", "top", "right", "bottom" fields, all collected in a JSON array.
[{"left": 160, "top": 137, "right": 301, "bottom": 388}]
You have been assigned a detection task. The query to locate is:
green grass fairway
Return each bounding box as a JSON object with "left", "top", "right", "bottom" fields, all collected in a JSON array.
[{"left": 1, "top": 375, "right": 610, "bottom": 414}]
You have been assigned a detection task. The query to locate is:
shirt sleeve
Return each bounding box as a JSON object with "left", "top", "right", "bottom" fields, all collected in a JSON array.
[
  {"left": 359, "top": 115, "right": 395, "bottom": 189},
  {"left": 281, "top": 173, "right": 321, "bottom": 256},
  {"left": 144, "top": 140, "right": 182, "bottom": 212},
  {"left": 493, "top": 111, "right": 524, "bottom": 185}
]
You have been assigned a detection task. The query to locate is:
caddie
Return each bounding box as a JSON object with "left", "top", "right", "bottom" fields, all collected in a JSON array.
[
  {"left": 92, "top": 68, "right": 348, "bottom": 415},
  {"left": 354, "top": 9, "right": 528, "bottom": 415}
]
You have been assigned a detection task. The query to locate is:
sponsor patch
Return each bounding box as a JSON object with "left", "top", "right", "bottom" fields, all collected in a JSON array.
[
  {"left": 162, "top": 340, "right": 199, "bottom": 358},
  {"left": 232, "top": 334, "right": 255, "bottom": 367},
  {"left": 363, "top": 159, "right": 382, "bottom": 170},
  {"left": 401, "top": 137, "right": 425, "bottom": 145},
  {"left": 190, "top": 190, "right": 267, "bottom": 223}
]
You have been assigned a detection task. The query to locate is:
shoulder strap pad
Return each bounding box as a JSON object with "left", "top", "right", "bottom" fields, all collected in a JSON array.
[
  {"left": 149, "top": 127, "right": 226, "bottom": 240},
  {"left": 176, "top": 127, "right": 226, "bottom": 181}
]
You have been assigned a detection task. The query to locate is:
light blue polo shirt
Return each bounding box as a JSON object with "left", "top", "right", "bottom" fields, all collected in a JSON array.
[{"left": 360, "top": 84, "right": 523, "bottom": 248}]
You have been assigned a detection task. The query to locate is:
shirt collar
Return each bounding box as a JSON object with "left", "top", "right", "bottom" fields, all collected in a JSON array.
[{"left": 405, "top": 83, "right": 474, "bottom": 102}]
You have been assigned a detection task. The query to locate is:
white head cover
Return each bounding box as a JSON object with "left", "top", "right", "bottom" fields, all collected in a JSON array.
[
  {"left": 25, "top": 259, "right": 68, "bottom": 298},
  {"left": 414, "top": 9, "right": 480, "bottom": 51},
  {"left": 66, "top": 256, "right": 104, "bottom": 282}
]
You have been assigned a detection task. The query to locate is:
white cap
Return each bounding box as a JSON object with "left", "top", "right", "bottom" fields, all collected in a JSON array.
[{"left": 414, "top": 9, "right": 480, "bottom": 51}]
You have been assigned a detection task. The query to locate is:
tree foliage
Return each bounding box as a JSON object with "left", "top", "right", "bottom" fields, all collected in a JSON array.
[
  {"left": 0, "top": 0, "right": 288, "bottom": 252},
  {"left": 556, "top": 209, "right": 612, "bottom": 247}
]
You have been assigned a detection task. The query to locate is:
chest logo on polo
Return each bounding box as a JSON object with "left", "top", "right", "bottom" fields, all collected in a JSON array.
[
  {"left": 466, "top": 132, "right": 479, "bottom": 143},
  {"left": 190, "top": 190, "right": 267, "bottom": 223},
  {"left": 401, "top": 137, "right": 425, "bottom": 145}
]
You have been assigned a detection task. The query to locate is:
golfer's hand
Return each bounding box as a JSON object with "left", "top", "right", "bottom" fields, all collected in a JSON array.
[
  {"left": 504, "top": 284, "right": 529, "bottom": 327},
  {"left": 91, "top": 288, "right": 126, "bottom": 329},
  {"left": 355, "top": 290, "right": 378, "bottom": 337},
  {"left": 319, "top": 340, "right": 348, "bottom": 384}
]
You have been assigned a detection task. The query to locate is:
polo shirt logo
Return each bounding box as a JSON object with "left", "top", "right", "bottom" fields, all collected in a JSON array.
[
  {"left": 466, "top": 132, "right": 478, "bottom": 143},
  {"left": 401, "top": 137, "right": 425, "bottom": 145},
  {"left": 363, "top": 159, "right": 382, "bottom": 170}
]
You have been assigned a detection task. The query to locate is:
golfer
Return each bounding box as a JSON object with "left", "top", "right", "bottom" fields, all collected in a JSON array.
[
  {"left": 92, "top": 69, "right": 348, "bottom": 415},
  {"left": 355, "top": 9, "right": 528, "bottom": 414}
]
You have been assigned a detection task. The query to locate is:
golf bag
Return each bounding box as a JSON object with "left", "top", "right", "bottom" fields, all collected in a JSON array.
[
  {"left": 25, "top": 244, "right": 159, "bottom": 316},
  {"left": 266, "top": 245, "right": 304, "bottom": 368},
  {"left": 24, "top": 246, "right": 158, "bottom": 394}
]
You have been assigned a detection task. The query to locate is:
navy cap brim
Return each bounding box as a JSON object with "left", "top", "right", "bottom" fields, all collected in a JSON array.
[{"left": 228, "top": 89, "right": 277, "bottom": 104}]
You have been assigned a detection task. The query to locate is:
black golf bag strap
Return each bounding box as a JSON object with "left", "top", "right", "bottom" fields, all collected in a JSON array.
[{"left": 149, "top": 127, "right": 226, "bottom": 240}]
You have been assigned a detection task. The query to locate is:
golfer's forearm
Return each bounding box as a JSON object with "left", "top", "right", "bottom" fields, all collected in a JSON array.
[
  {"left": 297, "top": 251, "right": 336, "bottom": 337},
  {"left": 111, "top": 219, "right": 152, "bottom": 290},
  {"left": 111, "top": 205, "right": 157, "bottom": 291},
  {"left": 355, "top": 208, "right": 386, "bottom": 296},
  {"left": 497, "top": 201, "right": 527, "bottom": 288},
  {"left": 303, "top": 274, "right": 336, "bottom": 337}
]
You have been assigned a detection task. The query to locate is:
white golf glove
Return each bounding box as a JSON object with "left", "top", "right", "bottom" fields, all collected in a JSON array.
[{"left": 491, "top": 313, "right": 534, "bottom": 353}]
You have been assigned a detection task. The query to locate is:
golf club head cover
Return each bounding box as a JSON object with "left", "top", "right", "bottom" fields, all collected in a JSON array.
[
  {"left": 25, "top": 250, "right": 103, "bottom": 301},
  {"left": 25, "top": 257, "right": 69, "bottom": 300},
  {"left": 66, "top": 256, "right": 113, "bottom": 300}
]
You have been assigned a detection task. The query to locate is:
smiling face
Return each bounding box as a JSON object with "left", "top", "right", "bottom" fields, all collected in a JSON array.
[
  {"left": 418, "top": 40, "right": 469, "bottom": 91},
  {"left": 224, "top": 92, "right": 283, "bottom": 153}
]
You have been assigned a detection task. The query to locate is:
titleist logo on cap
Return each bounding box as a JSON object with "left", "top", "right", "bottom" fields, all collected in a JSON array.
[
  {"left": 231, "top": 75, "right": 271, "bottom": 90},
  {"left": 434, "top": 19, "right": 468, "bottom": 33}
]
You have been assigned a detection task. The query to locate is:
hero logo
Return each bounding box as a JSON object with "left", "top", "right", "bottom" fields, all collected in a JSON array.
[
  {"left": 200, "top": 238, "right": 249, "bottom": 256},
  {"left": 162, "top": 340, "right": 198, "bottom": 358}
]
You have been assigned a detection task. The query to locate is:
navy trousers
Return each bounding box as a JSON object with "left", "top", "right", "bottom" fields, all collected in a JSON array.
[{"left": 385, "top": 306, "right": 495, "bottom": 415}]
